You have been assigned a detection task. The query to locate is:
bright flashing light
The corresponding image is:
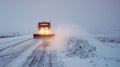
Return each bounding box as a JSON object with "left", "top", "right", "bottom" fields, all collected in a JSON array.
[{"left": 38, "top": 28, "right": 51, "bottom": 35}]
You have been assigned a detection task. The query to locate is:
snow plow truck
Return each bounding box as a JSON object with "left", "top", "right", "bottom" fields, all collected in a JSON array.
[{"left": 33, "top": 21, "right": 55, "bottom": 38}]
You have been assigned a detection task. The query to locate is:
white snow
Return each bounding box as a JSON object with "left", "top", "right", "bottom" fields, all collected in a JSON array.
[
  {"left": 0, "top": 33, "right": 120, "bottom": 67},
  {"left": 7, "top": 40, "right": 42, "bottom": 67},
  {"left": 57, "top": 33, "right": 120, "bottom": 67}
]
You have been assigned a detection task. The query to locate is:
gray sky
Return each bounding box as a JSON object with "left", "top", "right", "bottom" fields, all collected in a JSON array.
[{"left": 0, "top": 0, "right": 120, "bottom": 35}]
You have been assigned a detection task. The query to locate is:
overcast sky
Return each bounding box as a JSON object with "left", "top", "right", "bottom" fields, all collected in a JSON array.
[{"left": 0, "top": 0, "right": 120, "bottom": 35}]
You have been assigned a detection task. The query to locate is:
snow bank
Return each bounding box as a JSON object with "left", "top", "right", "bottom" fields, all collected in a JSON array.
[{"left": 66, "top": 37, "right": 96, "bottom": 59}]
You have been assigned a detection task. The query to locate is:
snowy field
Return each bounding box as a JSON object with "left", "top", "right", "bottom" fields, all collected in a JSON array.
[{"left": 0, "top": 34, "right": 120, "bottom": 67}]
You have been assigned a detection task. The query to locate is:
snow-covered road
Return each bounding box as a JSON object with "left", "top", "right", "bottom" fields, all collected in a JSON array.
[
  {"left": 0, "top": 34, "right": 120, "bottom": 67},
  {"left": 0, "top": 36, "right": 64, "bottom": 67}
]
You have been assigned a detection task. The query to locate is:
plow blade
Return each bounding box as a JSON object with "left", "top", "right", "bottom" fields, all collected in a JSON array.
[{"left": 33, "top": 34, "right": 55, "bottom": 38}]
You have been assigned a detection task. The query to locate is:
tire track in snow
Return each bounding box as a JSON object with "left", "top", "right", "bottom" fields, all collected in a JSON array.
[
  {"left": 0, "top": 39, "right": 39, "bottom": 67},
  {"left": 0, "top": 39, "right": 33, "bottom": 58},
  {"left": 0, "top": 39, "right": 65, "bottom": 67},
  {"left": 23, "top": 40, "right": 65, "bottom": 67},
  {"left": 0, "top": 38, "right": 32, "bottom": 52},
  {"left": 5, "top": 39, "right": 42, "bottom": 67},
  {"left": 23, "top": 40, "right": 47, "bottom": 67},
  {"left": 0, "top": 38, "right": 30, "bottom": 45}
]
